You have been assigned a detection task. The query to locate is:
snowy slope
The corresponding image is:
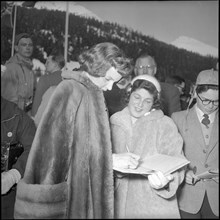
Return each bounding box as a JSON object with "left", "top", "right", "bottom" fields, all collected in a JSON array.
[
  {"left": 33, "top": 1, "right": 102, "bottom": 21},
  {"left": 171, "top": 36, "right": 218, "bottom": 57}
]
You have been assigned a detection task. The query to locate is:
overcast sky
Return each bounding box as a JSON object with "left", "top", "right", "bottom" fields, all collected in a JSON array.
[{"left": 77, "top": 1, "right": 218, "bottom": 48}]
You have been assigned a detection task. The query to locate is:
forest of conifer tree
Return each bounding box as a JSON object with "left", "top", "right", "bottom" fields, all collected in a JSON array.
[{"left": 1, "top": 6, "right": 218, "bottom": 84}]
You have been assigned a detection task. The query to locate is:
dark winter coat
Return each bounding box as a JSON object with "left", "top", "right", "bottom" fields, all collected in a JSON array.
[
  {"left": 1, "top": 97, "right": 36, "bottom": 219},
  {"left": 31, "top": 70, "right": 62, "bottom": 116},
  {"left": 1, "top": 97, "right": 36, "bottom": 175}
]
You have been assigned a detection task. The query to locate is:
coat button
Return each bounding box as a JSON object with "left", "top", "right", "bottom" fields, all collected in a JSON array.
[
  {"left": 7, "top": 132, "right": 12, "bottom": 137},
  {"left": 205, "top": 164, "right": 208, "bottom": 168},
  {"left": 205, "top": 135, "right": 209, "bottom": 138},
  {"left": 203, "top": 149, "right": 206, "bottom": 153}
]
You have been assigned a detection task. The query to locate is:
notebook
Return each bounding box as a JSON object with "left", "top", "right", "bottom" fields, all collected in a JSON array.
[{"left": 113, "top": 153, "right": 190, "bottom": 176}]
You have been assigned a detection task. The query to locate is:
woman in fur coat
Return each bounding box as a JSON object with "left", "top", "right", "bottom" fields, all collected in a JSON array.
[
  {"left": 14, "top": 42, "right": 132, "bottom": 219},
  {"left": 111, "top": 75, "right": 186, "bottom": 218}
]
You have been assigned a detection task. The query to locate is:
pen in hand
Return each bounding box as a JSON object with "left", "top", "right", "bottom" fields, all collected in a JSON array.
[
  {"left": 188, "top": 165, "right": 199, "bottom": 185},
  {"left": 126, "top": 145, "right": 130, "bottom": 153}
]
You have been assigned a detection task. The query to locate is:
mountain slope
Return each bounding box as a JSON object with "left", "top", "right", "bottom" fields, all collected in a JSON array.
[
  {"left": 34, "top": 1, "right": 102, "bottom": 21},
  {"left": 17, "top": 1, "right": 217, "bottom": 58},
  {"left": 171, "top": 36, "right": 218, "bottom": 57}
]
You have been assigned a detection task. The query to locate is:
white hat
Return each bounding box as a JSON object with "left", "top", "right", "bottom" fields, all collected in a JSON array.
[{"left": 131, "top": 75, "right": 161, "bottom": 92}]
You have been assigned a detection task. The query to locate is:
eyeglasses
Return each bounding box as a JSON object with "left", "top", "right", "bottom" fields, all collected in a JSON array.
[
  {"left": 136, "top": 65, "right": 155, "bottom": 70},
  {"left": 197, "top": 92, "right": 219, "bottom": 106}
]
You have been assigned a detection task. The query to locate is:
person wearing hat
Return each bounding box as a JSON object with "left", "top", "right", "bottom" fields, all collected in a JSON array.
[
  {"left": 1, "top": 33, "right": 35, "bottom": 113},
  {"left": 111, "top": 75, "right": 185, "bottom": 218},
  {"left": 172, "top": 69, "right": 219, "bottom": 218}
]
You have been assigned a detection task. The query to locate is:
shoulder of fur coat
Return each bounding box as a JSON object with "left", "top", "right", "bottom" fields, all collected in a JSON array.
[{"left": 110, "top": 108, "right": 166, "bottom": 127}]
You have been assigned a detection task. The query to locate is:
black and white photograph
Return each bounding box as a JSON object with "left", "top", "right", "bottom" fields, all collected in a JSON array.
[{"left": 1, "top": 1, "right": 218, "bottom": 219}]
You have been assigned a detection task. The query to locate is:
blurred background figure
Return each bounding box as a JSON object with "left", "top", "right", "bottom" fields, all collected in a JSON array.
[
  {"left": 165, "top": 75, "right": 186, "bottom": 96},
  {"left": 165, "top": 75, "right": 189, "bottom": 110},
  {"left": 1, "top": 33, "right": 35, "bottom": 113},
  {"left": 31, "top": 49, "right": 65, "bottom": 117},
  {"left": 180, "top": 81, "right": 196, "bottom": 110}
]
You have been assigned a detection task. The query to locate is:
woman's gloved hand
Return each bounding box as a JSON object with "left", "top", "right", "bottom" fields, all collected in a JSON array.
[{"left": 148, "top": 171, "right": 174, "bottom": 189}]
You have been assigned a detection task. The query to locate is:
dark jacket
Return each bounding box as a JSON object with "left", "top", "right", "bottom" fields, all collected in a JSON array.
[
  {"left": 160, "top": 82, "right": 181, "bottom": 117},
  {"left": 14, "top": 72, "right": 114, "bottom": 219},
  {"left": 1, "top": 97, "right": 36, "bottom": 176},
  {"left": 1, "top": 97, "right": 36, "bottom": 219},
  {"left": 104, "top": 83, "right": 127, "bottom": 117},
  {"left": 31, "top": 70, "right": 62, "bottom": 116}
]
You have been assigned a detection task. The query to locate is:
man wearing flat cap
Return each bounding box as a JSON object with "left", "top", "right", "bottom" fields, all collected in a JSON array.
[
  {"left": 1, "top": 33, "right": 35, "bottom": 113},
  {"left": 172, "top": 69, "right": 219, "bottom": 218}
]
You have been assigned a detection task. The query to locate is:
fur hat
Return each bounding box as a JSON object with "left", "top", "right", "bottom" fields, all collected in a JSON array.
[
  {"left": 15, "top": 33, "right": 32, "bottom": 45},
  {"left": 131, "top": 75, "right": 161, "bottom": 92},
  {"left": 196, "top": 69, "right": 218, "bottom": 86}
]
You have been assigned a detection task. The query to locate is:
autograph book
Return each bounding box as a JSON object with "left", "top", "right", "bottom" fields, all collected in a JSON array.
[{"left": 113, "top": 154, "right": 190, "bottom": 176}]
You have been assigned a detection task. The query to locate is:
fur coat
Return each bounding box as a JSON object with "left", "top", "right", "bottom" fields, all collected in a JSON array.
[
  {"left": 14, "top": 72, "right": 114, "bottom": 219},
  {"left": 110, "top": 107, "right": 185, "bottom": 218}
]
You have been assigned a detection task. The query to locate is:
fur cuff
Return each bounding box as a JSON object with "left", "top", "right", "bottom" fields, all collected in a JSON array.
[{"left": 14, "top": 179, "right": 68, "bottom": 219}]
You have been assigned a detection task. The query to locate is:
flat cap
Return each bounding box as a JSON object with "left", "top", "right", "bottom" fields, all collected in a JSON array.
[
  {"left": 196, "top": 69, "right": 218, "bottom": 86},
  {"left": 15, "top": 33, "right": 32, "bottom": 45}
]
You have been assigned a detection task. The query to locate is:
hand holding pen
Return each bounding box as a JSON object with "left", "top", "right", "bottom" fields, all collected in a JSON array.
[{"left": 112, "top": 145, "right": 140, "bottom": 170}]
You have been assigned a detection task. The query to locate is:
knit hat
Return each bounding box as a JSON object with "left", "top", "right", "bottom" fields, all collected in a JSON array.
[
  {"left": 15, "top": 33, "right": 32, "bottom": 45},
  {"left": 131, "top": 75, "right": 161, "bottom": 92},
  {"left": 196, "top": 69, "right": 218, "bottom": 86}
]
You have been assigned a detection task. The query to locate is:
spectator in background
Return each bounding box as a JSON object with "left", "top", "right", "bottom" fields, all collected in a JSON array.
[
  {"left": 1, "top": 96, "right": 36, "bottom": 219},
  {"left": 31, "top": 50, "right": 65, "bottom": 117},
  {"left": 172, "top": 69, "right": 219, "bottom": 218},
  {"left": 134, "top": 53, "right": 181, "bottom": 116},
  {"left": 165, "top": 75, "right": 186, "bottom": 96},
  {"left": 165, "top": 75, "right": 188, "bottom": 110},
  {"left": 180, "top": 81, "right": 196, "bottom": 110},
  {"left": 14, "top": 42, "right": 133, "bottom": 219},
  {"left": 1, "top": 33, "right": 35, "bottom": 113}
]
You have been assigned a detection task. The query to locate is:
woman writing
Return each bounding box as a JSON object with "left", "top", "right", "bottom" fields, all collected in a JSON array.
[{"left": 111, "top": 75, "right": 186, "bottom": 218}]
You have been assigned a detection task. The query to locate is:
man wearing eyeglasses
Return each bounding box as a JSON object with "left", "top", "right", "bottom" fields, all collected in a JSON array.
[
  {"left": 171, "top": 69, "right": 219, "bottom": 219},
  {"left": 134, "top": 53, "right": 181, "bottom": 116}
]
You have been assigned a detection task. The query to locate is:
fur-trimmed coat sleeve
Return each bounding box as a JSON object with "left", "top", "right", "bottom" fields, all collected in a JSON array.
[{"left": 14, "top": 78, "right": 114, "bottom": 219}]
